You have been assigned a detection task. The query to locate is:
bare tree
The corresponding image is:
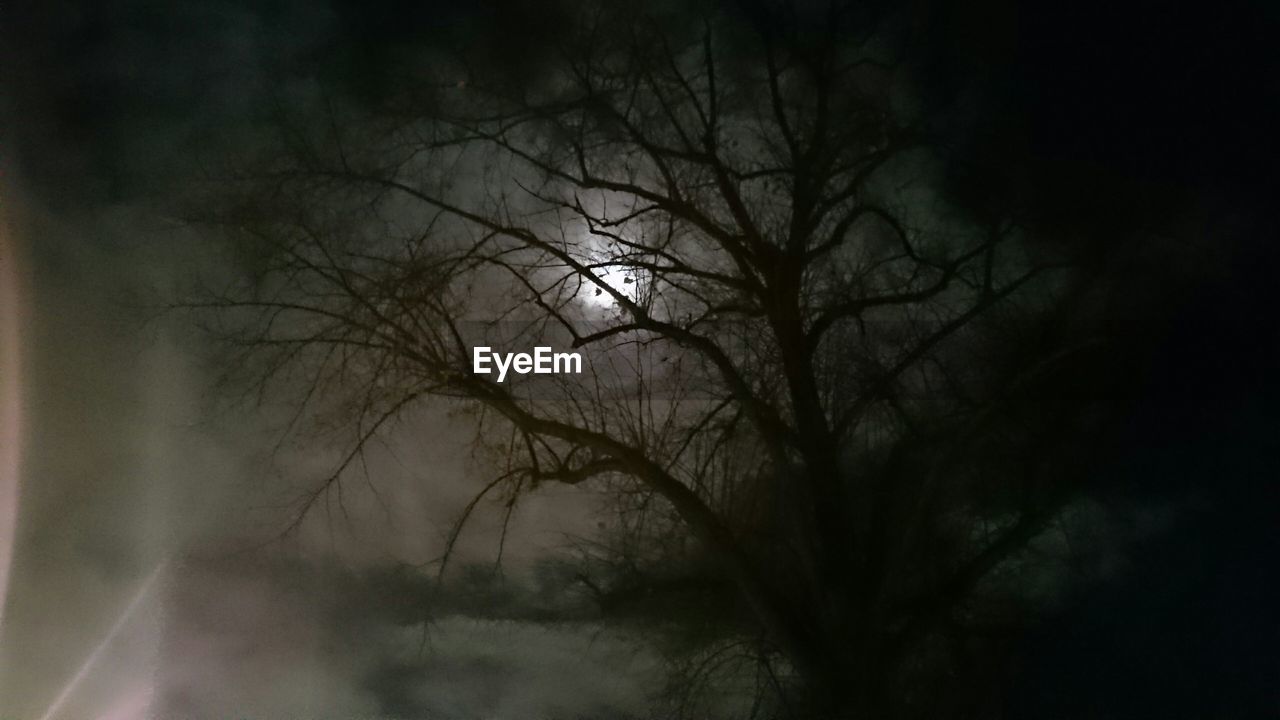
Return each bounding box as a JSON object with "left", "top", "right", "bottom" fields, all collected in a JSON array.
[{"left": 184, "top": 2, "right": 1108, "bottom": 716}]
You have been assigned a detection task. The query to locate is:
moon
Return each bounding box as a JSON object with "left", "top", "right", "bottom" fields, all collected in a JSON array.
[{"left": 581, "top": 264, "right": 638, "bottom": 308}]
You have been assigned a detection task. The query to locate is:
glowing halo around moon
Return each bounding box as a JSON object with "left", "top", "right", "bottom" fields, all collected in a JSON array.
[{"left": 580, "top": 262, "right": 641, "bottom": 308}]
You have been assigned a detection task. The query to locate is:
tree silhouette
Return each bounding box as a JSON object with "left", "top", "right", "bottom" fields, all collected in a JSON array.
[{"left": 185, "top": 2, "right": 1113, "bottom": 716}]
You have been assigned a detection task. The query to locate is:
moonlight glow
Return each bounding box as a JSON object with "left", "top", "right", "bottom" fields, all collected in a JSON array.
[{"left": 580, "top": 263, "right": 640, "bottom": 308}]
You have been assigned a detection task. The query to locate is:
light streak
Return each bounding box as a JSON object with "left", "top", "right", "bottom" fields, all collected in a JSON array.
[
  {"left": 37, "top": 560, "right": 168, "bottom": 720},
  {"left": 0, "top": 207, "right": 25, "bottom": 632}
]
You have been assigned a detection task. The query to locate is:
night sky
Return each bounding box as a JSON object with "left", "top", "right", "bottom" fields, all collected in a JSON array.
[{"left": 1, "top": 1, "right": 1277, "bottom": 718}]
